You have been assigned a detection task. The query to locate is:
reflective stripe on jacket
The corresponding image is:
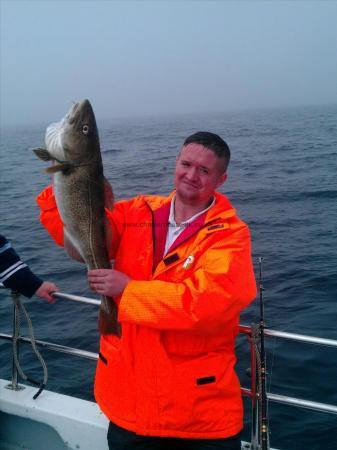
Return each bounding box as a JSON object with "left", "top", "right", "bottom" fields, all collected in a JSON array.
[
  {"left": 0, "top": 235, "right": 42, "bottom": 297},
  {"left": 36, "top": 186, "right": 257, "bottom": 439}
]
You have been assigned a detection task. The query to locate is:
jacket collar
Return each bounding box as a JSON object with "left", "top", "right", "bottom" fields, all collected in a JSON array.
[
  {"left": 146, "top": 191, "right": 236, "bottom": 270},
  {"left": 144, "top": 190, "right": 236, "bottom": 223}
]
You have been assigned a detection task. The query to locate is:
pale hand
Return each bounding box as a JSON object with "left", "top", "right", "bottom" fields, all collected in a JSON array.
[
  {"left": 88, "top": 269, "right": 130, "bottom": 297},
  {"left": 35, "top": 281, "right": 58, "bottom": 303},
  {"left": 88, "top": 269, "right": 131, "bottom": 297}
]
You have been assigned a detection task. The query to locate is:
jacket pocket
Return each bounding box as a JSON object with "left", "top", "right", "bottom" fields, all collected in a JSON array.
[
  {"left": 158, "top": 351, "right": 242, "bottom": 433},
  {"left": 94, "top": 336, "right": 135, "bottom": 422},
  {"left": 98, "top": 351, "right": 108, "bottom": 365}
]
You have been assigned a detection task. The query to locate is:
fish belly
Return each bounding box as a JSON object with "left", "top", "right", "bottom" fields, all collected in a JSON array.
[
  {"left": 54, "top": 171, "right": 108, "bottom": 266},
  {"left": 54, "top": 171, "right": 120, "bottom": 336}
]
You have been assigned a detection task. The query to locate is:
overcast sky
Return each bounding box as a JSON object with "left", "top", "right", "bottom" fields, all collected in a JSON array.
[{"left": 1, "top": 0, "right": 336, "bottom": 126}]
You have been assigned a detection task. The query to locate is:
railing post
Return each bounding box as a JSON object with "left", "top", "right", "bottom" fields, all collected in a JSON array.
[
  {"left": 6, "top": 291, "right": 24, "bottom": 391},
  {"left": 249, "top": 334, "right": 259, "bottom": 450}
]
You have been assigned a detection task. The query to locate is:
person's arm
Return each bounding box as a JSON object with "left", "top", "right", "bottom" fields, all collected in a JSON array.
[
  {"left": 0, "top": 235, "right": 57, "bottom": 301},
  {"left": 35, "top": 281, "right": 58, "bottom": 303},
  {"left": 36, "top": 185, "right": 125, "bottom": 260},
  {"left": 90, "top": 225, "right": 257, "bottom": 333},
  {"left": 35, "top": 185, "right": 64, "bottom": 246}
]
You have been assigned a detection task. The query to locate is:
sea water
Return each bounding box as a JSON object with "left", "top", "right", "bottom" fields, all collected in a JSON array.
[{"left": 1, "top": 104, "right": 336, "bottom": 450}]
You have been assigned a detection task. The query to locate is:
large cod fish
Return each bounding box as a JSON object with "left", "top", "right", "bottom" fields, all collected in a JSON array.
[{"left": 34, "top": 99, "right": 120, "bottom": 336}]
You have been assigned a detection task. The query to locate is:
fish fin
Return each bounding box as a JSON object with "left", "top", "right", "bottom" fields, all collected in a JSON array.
[
  {"left": 64, "top": 230, "right": 85, "bottom": 263},
  {"left": 33, "top": 148, "right": 53, "bottom": 161},
  {"left": 104, "top": 177, "right": 114, "bottom": 210},
  {"left": 45, "top": 163, "right": 73, "bottom": 174},
  {"left": 98, "top": 297, "right": 121, "bottom": 336}
]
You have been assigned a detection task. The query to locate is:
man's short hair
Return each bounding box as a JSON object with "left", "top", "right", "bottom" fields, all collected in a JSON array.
[{"left": 183, "top": 131, "right": 230, "bottom": 173}]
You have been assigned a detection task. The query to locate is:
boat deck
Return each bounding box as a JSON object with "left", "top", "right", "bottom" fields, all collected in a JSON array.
[
  {"left": 1, "top": 289, "right": 336, "bottom": 450},
  {"left": 0, "top": 378, "right": 109, "bottom": 450},
  {"left": 1, "top": 379, "right": 279, "bottom": 450}
]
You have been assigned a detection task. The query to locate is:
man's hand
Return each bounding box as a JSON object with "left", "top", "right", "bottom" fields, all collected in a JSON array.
[
  {"left": 35, "top": 281, "right": 58, "bottom": 303},
  {"left": 88, "top": 269, "right": 130, "bottom": 297}
]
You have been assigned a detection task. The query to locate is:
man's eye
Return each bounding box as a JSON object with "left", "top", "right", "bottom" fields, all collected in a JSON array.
[{"left": 200, "top": 168, "right": 208, "bottom": 174}]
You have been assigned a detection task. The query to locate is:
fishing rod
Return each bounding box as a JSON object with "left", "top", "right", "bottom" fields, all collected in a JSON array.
[{"left": 258, "top": 256, "right": 270, "bottom": 450}]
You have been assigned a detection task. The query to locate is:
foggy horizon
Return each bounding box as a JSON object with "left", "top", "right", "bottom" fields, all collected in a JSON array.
[
  {"left": 1, "top": 101, "right": 336, "bottom": 131},
  {"left": 1, "top": 1, "right": 336, "bottom": 128}
]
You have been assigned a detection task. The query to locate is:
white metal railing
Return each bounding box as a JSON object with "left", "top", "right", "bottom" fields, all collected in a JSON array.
[
  {"left": 0, "top": 332, "right": 98, "bottom": 360},
  {"left": 239, "top": 324, "right": 337, "bottom": 348},
  {"left": 2, "top": 323, "right": 336, "bottom": 417},
  {"left": 53, "top": 291, "right": 101, "bottom": 306},
  {"left": 1, "top": 286, "right": 337, "bottom": 450},
  {"left": 1, "top": 289, "right": 336, "bottom": 415}
]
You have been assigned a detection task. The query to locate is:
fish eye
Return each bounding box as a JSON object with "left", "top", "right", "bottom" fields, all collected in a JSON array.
[{"left": 82, "top": 125, "right": 89, "bottom": 135}]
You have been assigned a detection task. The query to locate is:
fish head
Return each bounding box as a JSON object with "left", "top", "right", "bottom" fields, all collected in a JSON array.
[{"left": 45, "top": 99, "right": 101, "bottom": 164}]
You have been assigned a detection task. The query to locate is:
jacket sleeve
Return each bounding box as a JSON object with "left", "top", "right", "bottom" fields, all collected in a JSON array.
[
  {"left": 36, "top": 185, "right": 128, "bottom": 260},
  {"left": 0, "top": 235, "right": 43, "bottom": 298},
  {"left": 118, "top": 225, "right": 257, "bottom": 333},
  {"left": 36, "top": 186, "right": 64, "bottom": 246}
]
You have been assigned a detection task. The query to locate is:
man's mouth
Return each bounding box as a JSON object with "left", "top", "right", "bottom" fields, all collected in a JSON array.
[{"left": 182, "top": 180, "right": 199, "bottom": 189}]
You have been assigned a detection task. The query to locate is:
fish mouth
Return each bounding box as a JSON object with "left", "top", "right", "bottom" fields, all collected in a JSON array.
[
  {"left": 66, "top": 102, "right": 80, "bottom": 124},
  {"left": 66, "top": 99, "right": 91, "bottom": 125}
]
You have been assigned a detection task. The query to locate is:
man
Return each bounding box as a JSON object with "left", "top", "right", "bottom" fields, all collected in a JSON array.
[
  {"left": 37, "top": 132, "right": 256, "bottom": 450},
  {"left": 0, "top": 234, "right": 57, "bottom": 302}
]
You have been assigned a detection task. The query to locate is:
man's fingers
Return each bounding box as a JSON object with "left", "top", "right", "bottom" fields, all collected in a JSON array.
[
  {"left": 88, "top": 268, "right": 110, "bottom": 276},
  {"left": 90, "top": 283, "right": 106, "bottom": 295},
  {"left": 89, "top": 277, "right": 105, "bottom": 283},
  {"left": 89, "top": 278, "right": 106, "bottom": 286}
]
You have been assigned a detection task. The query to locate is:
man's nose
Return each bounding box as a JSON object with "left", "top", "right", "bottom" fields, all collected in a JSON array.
[{"left": 186, "top": 167, "right": 198, "bottom": 180}]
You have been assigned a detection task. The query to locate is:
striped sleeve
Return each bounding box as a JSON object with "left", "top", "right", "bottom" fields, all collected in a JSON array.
[{"left": 0, "top": 235, "right": 43, "bottom": 298}]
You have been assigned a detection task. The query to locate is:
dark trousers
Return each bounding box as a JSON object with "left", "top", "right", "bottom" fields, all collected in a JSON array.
[{"left": 107, "top": 422, "right": 242, "bottom": 450}]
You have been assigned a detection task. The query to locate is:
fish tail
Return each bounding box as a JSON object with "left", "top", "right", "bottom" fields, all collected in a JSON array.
[{"left": 98, "top": 296, "right": 121, "bottom": 336}]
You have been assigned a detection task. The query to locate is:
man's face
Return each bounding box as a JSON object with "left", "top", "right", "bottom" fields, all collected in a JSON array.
[{"left": 174, "top": 143, "right": 227, "bottom": 206}]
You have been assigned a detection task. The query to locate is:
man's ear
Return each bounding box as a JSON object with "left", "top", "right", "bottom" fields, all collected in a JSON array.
[{"left": 216, "top": 173, "right": 227, "bottom": 189}]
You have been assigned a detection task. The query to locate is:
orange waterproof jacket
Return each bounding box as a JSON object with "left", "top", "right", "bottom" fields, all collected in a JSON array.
[{"left": 36, "top": 186, "right": 257, "bottom": 439}]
